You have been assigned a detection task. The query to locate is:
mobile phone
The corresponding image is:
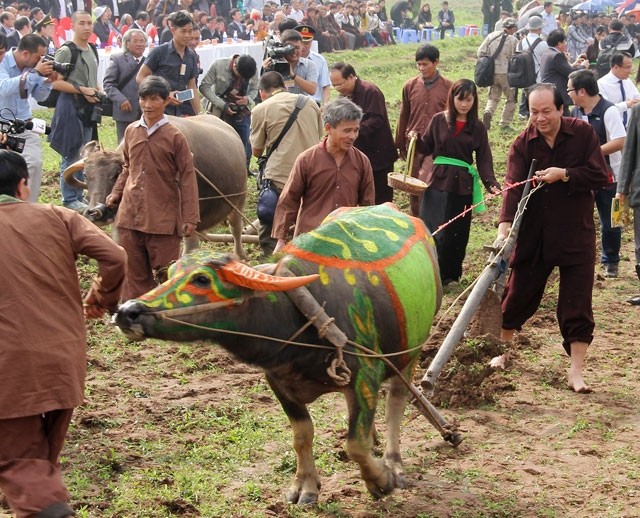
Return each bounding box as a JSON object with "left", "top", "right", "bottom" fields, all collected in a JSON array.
[{"left": 175, "top": 89, "right": 194, "bottom": 102}]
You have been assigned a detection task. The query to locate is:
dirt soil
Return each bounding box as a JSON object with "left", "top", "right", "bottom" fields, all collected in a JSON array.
[{"left": 3, "top": 256, "right": 640, "bottom": 518}]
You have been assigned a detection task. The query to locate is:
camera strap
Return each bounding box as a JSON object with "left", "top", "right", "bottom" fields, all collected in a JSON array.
[
  {"left": 117, "top": 56, "right": 145, "bottom": 91},
  {"left": 19, "top": 73, "right": 29, "bottom": 99},
  {"left": 261, "top": 94, "right": 309, "bottom": 171}
]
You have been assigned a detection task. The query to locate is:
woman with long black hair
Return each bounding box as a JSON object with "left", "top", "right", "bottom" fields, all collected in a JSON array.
[{"left": 414, "top": 79, "right": 501, "bottom": 284}]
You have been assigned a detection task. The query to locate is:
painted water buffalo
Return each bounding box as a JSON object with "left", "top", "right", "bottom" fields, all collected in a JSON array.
[
  {"left": 114, "top": 203, "right": 442, "bottom": 503},
  {"left": 63, "top": 114, "right": 247, "bottom": 256}
]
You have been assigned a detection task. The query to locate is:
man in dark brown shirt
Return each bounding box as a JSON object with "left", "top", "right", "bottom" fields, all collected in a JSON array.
[
  {"left": 491, "top": 84, "right": 609, "bottom": 394},
  {"left": 272, "top": 97, "right": 375, "bottom": 251},
  {"left": 330, "top": 61, "right": 397, "bottom": 204}
]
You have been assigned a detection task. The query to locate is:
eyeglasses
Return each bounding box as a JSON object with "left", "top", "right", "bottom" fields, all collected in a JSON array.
[{"left": 566, "top": 88, "right": 575, "bottom": 93}]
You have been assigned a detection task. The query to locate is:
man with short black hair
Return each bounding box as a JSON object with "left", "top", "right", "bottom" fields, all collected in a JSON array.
[
  {"left": 296, "top": 23, "right": 331, "bottom": 105},
  {"left": 264, "top": 28, "right": 318, "bottom": 95},
  {"left": 137, "top": 10, "right": 201, "bottom": 116},
  {"left": 0, "top": 33, "right": 58, "bottom": 202},
  {"left": 541, "top": 1, "right": 557, "bottom": 37},
  {"left": 200, "top": 54, "right": 259, "bottom": 167},
  {"left": 568, "top": 69, "right": 626, "bottom": 278},
  {"left": 49, "top": 11, "right": 103, "bottom": 212},
  {"left": 6, "top": 15, "right": 30, "bottom": 48},
  {"left": 597, "top": 51, "right": 640, "bottom": 127},
  {"left": 132, "top": 11, "right": 150, "bottom": 32},
  {"left": 396, "top": 43, "right": 451, "bottom": 216}
]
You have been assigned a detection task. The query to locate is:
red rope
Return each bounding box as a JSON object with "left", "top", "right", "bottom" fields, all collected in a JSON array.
[{"left": 432, "top": 177, "right": 537, "bottom": 236}]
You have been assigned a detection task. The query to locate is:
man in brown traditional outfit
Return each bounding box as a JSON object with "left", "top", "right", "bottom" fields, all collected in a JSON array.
[
  {"left": 395, "top": 43, "right": 452, "bottom": 216},
  {"left": 330, "top": 61, "right": 397, "bottom": 204},
  {"left": 272, "top": 97, "right": 375, "bottom": 252},
  {"left": 106, "top": 75, "right": 200, "bottom": 300},
  {"left": 490, "top": 84, "right": 609, "bottom": 394},
  {"left": 0, "top": 150, "right": 126, "bottom": 518}
]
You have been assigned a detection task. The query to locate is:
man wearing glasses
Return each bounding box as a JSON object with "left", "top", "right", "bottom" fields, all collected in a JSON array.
[{"left": 597, "top": 51, "right": 640, "bottom": 128}]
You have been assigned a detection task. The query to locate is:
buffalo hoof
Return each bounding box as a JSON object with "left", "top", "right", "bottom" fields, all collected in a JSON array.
[
  {"left": 285, "top": 488, "right": 318, "bottom": 505},
  {"left": 365, "top": 465, "right": 406, "bottom": 499}
]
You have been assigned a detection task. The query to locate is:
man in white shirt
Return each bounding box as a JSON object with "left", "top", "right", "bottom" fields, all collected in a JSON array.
[
  {"left": 290, "top": 0, "right": 305, "bottom": 22},
  {"left": 597, "top": 51, "right": 640, "bottom": 128},
  {"left": 296, "top": 23, "right": 330, "bottom": 105},
  {"left": 541, "top": 2, "right": 557, "bottom": 37}
]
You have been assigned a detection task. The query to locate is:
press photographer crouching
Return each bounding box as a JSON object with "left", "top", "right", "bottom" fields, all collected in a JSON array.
[
  {"left": 0, "top": 33, "right": 58, "bottom": 203},
  {"left": 48, "top": 10, "right": 103, "bottom": 213}
]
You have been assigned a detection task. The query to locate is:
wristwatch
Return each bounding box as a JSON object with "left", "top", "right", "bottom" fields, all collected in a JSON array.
[{"left": 561, "top": 168, "right": 570, "bottom": 182}]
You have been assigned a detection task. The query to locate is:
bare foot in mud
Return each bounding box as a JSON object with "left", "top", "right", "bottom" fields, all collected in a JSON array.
[
  {"left": 568, "top": 368, "right": 592, "bottom": 394},
  {"left": 489, "top": 354, "right": 507, "bottom": 369}
]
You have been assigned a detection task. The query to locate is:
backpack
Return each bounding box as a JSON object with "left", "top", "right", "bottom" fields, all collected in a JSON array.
[
  {"left": 507, "top": 37, "right": 542, "bottom": 89},
  {"left": 595, "top": 33, "right": 627, "bottom": 79},
  {"left": 38, "top": 42, "right": 99, "bottom": 109},
  {"left": 474, "top": 33, "right": 508, "bottom": 88}
]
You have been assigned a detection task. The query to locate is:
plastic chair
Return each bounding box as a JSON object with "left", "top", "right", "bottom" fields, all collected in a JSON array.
[
  {"left": 421, "top": 28, "right": 433, "bottom": 41},
  {"left": 393, "top": 27, "right": 403, "bottom": 41},
  {"left": 466, "top": 25, "right": 479, "bottom": 36},
  {"left": 402, "top": 29, "right": 418, "bottom": 43}
]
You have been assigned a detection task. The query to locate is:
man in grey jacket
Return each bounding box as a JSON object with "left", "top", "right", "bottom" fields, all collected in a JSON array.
[
  {"left": 103, "top": 29, "right": 147, "bottom": 143},
  {"left": 617, "top": 102, "right": 640, "bottom": 304},
  {"left": 200, "top": 54, "right": 259, "bottom": 169}
]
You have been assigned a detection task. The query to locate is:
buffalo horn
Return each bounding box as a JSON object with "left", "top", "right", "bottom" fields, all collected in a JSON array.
[
  {"left": 219, "top": 260, "right": 319, "bottom": 291},
  {"left": 62, "top": 160, "right": 88, "bottom": 190}
]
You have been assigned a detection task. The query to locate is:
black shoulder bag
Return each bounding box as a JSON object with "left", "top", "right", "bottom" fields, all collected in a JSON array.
[
  {"left": 474, "top": 33, "right": 507, "bottom": 88},
  {"left": 257, "top": 94, "right": 309, "bottom": 225}
]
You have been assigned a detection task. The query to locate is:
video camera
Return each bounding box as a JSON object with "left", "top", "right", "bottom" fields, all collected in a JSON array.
[
  {"left": 264, "top": 36, "right": 296, "bottom": 76},
  {"left": 42, "top": 54, "right": 74, "bottom": 76},
  {"left": 0, "top": 115, "right": 51, "bottom": 154}
]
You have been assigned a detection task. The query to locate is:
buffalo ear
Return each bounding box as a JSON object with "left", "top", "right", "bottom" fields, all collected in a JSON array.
[{"left": 218, "top": 260, "right": 319, "bottom": 292}]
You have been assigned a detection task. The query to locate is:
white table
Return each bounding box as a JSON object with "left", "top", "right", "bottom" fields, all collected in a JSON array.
[{"left": 97, "top": 41, "right": 267, "bottom": 88}]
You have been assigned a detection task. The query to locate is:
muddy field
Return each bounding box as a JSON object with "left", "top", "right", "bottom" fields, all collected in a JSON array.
[{"left": 3, "top": 239, "right": 638, "bottom": 517}]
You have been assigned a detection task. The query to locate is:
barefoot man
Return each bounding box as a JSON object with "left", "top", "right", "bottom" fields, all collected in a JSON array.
[{"left": 490, "top": 83, "right": 609, "bottom": 393}]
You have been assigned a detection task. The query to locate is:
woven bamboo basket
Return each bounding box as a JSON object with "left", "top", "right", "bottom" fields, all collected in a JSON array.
[{"left": 387, "top": 134, "right": 427, "bottom": 195}]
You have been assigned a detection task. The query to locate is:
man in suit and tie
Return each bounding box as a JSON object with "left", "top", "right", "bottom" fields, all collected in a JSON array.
[
  {"left": 103, "top": 28, "right": 147, "bottom": 142},
  {"left": 131, "top": 10, "right": 149, "bottom": 32},
  {"left": 227, "top": 8, "right": 247, "bottom": 39}
]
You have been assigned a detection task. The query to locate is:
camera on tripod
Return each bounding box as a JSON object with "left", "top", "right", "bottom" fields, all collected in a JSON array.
[
  {"left": 264, "top": 37, "right": 296, "bottom": 76},
  {"left": 42, "top": 54, "right": 74, "bottom": 76}
]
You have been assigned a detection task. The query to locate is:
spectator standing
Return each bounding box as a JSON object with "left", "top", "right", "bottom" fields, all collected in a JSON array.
[
  {"left": 137, "top": 10, "right": 201, "bottom": 116},
  {"left": 132, "top": 11, "right": 150, "bottom": 32},
  {"left": 263, "top": 28, "right": 317, "bottom": 96},
  {"left": 330, "top": 61, "right": 397, "bottom": 204},
  {"left": 477, "top": 16, "right": 518, "bottom": 131},
  {"left": 617, "top": 102, "right": 640, "bottom": 304},
  {"left": 568, "top": 69, "right": 626, "bottom": 278},
  {"left": 517, "top": 15, "right": 548, "bottom": 119},
  {"left": 34, "top": 14, "right": 56, "bottom": 52},
  {"left": 6, "top": 15, "right": 30, "bottom": 48},
  {"left": 103, "top": 28, "right": 147, "bottom": 143},
  {"left": 395, "top": 44, "right": 452, "bottom": 216},
  {"left": 597, "top": 51, "right": 640, "bottom": 128},
  {"left": 482, "top": 0, "right": 500, "bottom": 35},
  {"left": 296, "top": 23, "right": 331, "bottom": 105},
  {"left": 541, "top": 1, "right": 557, "bottom": 37},
  {"left": 598, "top": 19, "right": 635, "bottom": 70},
  {"left": 199, "top": 54, "right": 258, "bottom": 168},
  {"left": 105, "top": 75, "right": 200, "bottom": 300},
  {"left": 49, "top": 11, "right": 102, "bottom": 212},
  {"left": 0, "top": 34, "right": 58, "bottom": 203},
  {"left": 436, "top": 0, "right": 454, "bottom": 39},
  {"left": 0, "top": 150, "right": 126, "bottom": 518},
  {"left": 566, "top": 12, "right": 591, "bottom": 60},
  {"left": 540, "top": 29, "right": 587, "bottom": 114},
  {"left": 272, "top": 97, "right": 375, "bottom": 253},
  {"left": 490, "top": 84, "right": 609, "bottom": 393},
  {"left": 250, "top": 71, "right": 323, "bottom": 256},
  {"left": 414, "top": 79, "right": 501, "bottom": 284}
]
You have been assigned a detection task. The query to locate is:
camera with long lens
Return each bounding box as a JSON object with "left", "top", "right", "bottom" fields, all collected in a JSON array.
[
  {"left": 0, "top": 115, "right": 52, "bottom": 154},
  {"left": 264, "top": 37, "right": 296, "bottom": 76},
  {"left": 42, "top": 54, "right": 74, "bottom": 76}
]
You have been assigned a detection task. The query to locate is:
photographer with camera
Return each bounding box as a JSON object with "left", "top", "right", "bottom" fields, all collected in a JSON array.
[
  {"left": 0, "top": 34, "right": 58, "bottom": 203},
  {"left": 200, "top": 54, "right": 258, "bottom": 170},
  {"left": 49, "top": 11, "right": 103, "bottom": 213},
  {"left": 262, "top": 29, "right": 317, "bottom": 96}
]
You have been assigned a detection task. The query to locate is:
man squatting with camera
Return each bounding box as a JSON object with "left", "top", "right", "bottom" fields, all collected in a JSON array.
[
  {"left": 0, "top": 33, "right": 58, "bottom": 203},
  {"left": 262, "top": 28, "right": 317, "bottom": 96},
  {"left": 48, "top": 10, "right": 104, "bottom": 213}
]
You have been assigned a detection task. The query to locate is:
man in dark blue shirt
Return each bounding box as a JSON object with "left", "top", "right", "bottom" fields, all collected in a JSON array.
[{"left": 137, "top": 11, "right": 201, "bottom": 116}]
